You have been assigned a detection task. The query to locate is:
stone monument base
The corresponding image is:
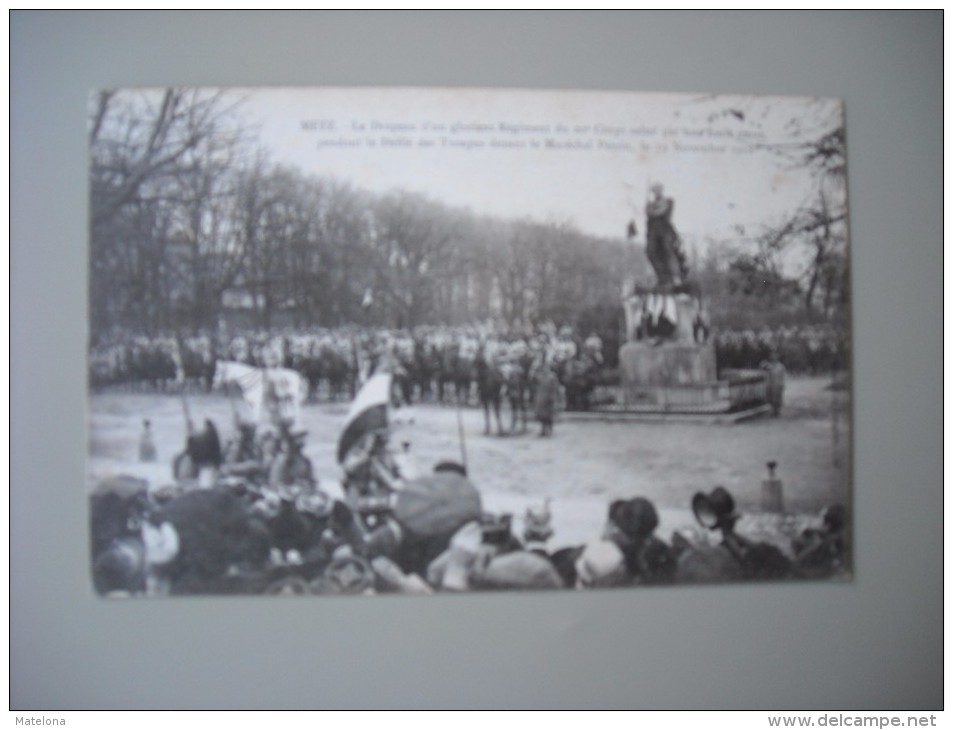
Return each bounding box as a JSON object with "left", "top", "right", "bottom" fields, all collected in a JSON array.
[
  {"left": 616, "top": 342, "right": 767, "bottom": 414},
  {"left": 619, "top": 341, "right": 717, "bottom": 387},
  {"left": 610, "top": 285, "right": 770, "bottom": 417}
]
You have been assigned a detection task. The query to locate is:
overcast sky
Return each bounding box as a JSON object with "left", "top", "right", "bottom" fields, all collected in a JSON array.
[{"left": 233, "top": 87, "right": 842, "bottom": 254}]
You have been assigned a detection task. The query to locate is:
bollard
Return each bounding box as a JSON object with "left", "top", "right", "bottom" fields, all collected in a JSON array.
[{"left": 761, "top": 460, "right": 784, "bottom": 513}]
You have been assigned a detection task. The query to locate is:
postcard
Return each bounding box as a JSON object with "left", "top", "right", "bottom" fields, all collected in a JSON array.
[{"left": 88, "top": 87, "right": 850, "bottom": 596}]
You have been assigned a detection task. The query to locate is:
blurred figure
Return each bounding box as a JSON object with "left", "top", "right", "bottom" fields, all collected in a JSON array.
[
  {"left": 574, "top": 540, "right": 630, "bottom": 589},
  {"left": 603, "top": 497, "right": 676, "bottom": 584},
  {"left": 760, "top": 349, "right": 786, "bottom": 416},
  {"left": 793, "top": 504, "right": 849, "bottom": 578},
  {"left": 139, "top": 419, "right": 157, "bottom": 463}
]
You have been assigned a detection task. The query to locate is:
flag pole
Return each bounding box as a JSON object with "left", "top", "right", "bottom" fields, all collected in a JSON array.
[
  {"left": 226, "top": 383, "right": 241, "bottom": 428},
  {"left": 180, "top": 393, "right": 194, "bottom": 436},
  {"left": 456, "top": 401, "right": 468, "bottom": 475}
]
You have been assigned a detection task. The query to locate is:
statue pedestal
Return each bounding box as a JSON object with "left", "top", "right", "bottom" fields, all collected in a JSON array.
[
  {"left": 609, "top": 285, "right": 770, "bottom": 416},
  {"left": 619, "top": 341, "right": 717, "bottom": 388},
  {"left": 619, "top": 342, "right": 724, "bottom": 411}
]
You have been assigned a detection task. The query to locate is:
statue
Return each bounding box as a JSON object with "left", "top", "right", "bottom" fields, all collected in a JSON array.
[
  {"left": 623, "top": 183, "right": 706, "bottom": 346},
  {"left": 644, "top": 183, "right": 688, "bottom": 288},
  {"left": 615, "top": 184, "right": 772, "bottom": 416}
]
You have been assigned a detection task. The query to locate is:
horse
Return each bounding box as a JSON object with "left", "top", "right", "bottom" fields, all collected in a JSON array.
[
  {"left": 213, "top": 360, "right": 307, "bottom": 428},
  {"left": 500, "top": 361, "right": 529, "bottom": 433},
  {"left": 178, "top": 337, "right": 216, "bottom": 393},
  {"left": 391, "top": 352, "right": 416, "bottom": 406},
  {"left": 436, "top": 343, "right": 458, "bottom": 404},
  {"left": 322, "top": 344, "right": 356, "bottom": 402},
  {"left": 290, "top": 346, "right": 323, "bottom": 403},
  {"left": 213, "top": 360, "right": 265, "bottom": 423},
  {"left": 412, "top": 339, "right": 440, "bottom": 403},
  {"left": 437, "top": 343, "right": 474, "bottom": 406},
  {"left": 474, "top": 354, "right": 505, "bottom": 436}
]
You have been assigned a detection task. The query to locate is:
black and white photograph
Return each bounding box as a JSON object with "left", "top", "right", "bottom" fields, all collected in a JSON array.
[{"left": 87, "top": 86, "right": 851, "bottom": 597}]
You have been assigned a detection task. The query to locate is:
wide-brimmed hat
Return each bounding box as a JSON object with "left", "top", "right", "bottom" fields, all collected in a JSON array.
[
  {"left": 607, "top": 497, "right": 659, "bottom": 541},
  {"left": 691, "top": 486, "right": 738, "bottom": 530}
]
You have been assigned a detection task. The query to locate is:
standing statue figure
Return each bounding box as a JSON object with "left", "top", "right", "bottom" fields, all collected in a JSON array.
[{"left": 645, "top": 183, "right": 689, "bottom": 288}]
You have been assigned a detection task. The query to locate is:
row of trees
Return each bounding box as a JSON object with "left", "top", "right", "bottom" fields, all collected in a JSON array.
[
  {"left": 90, "top": 89, "right": 849, "bottom": 344},
  {"left": 89, "top": 89, "right": 641, "bottom": 342}
]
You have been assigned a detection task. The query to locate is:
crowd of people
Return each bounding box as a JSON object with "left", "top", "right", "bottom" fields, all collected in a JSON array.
[
  {"left": 88, "top": 322, "right": 847, "bottom": 411},
  {"left": 88, "top": 323, "right": 608, "bottom": 416},
  {"left": 89, "top": 318, "right": 849, "bottom": 597},
  {"left": 713, "top": 325, "right": 849, "bottom": 375},
  {"left": 91, "top": 408, "right": 849, "bottom": 597}
]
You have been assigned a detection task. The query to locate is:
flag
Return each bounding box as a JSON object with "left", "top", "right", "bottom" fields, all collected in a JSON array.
[
  {"left": 337, "top": 373, "right": 391, "bottom": 463},
  {"left": 213, "top": 360, "right": 264, "bottom": 423},
  {"left": 263, "top": 367, "right": 307, "bottom": 427}
]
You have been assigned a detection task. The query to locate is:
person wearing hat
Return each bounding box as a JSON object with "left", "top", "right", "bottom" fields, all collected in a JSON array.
[
  {"left": 552, "top": 327, "right": 578, "bottom": 374},
  {"left": 602, "top": 497, "right": 676, "bottom": 584},
  {"left": 583, "top": 332, "right": 604, "bottom": 366},
  {"left": 689, "top": 486, "right": 792, "bottom": 582}
]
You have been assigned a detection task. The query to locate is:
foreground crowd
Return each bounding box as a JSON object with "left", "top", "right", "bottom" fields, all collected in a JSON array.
[{"left": 91, "top": 403, "right": 849, "bottom": 597}]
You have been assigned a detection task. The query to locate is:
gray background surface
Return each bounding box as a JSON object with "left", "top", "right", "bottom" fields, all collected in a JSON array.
[{"left": 10, "top": 11, "right": 943, "bottom": 709}]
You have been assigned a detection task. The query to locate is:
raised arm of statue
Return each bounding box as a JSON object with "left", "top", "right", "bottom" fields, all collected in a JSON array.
[{"left": 646, "top": 196, "right": 673, "bottom": 220}]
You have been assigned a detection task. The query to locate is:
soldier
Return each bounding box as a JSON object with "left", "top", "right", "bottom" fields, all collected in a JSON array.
[
  {"left": 583, "top": 332, "right": 604, "bottom": 367},
  {"left": 534, "top": 362, "right": 560, "bottom": 437},
  {"left": 139, "top": 419, "right": 157, "bottom": 463},
  {"left": 554, "top": 326, "right": 578, "bottom": 363}
]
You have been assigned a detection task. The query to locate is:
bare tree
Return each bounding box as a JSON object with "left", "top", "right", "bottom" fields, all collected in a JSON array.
[
  {"left": 367, "top": 191, "right": 456, "bottom": 328},
  {"left": 89, "top": 88, "right": 253, "bottom": 336},
  {"left": 697, "top": 97, "right": 849, "bottom": 322}
]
